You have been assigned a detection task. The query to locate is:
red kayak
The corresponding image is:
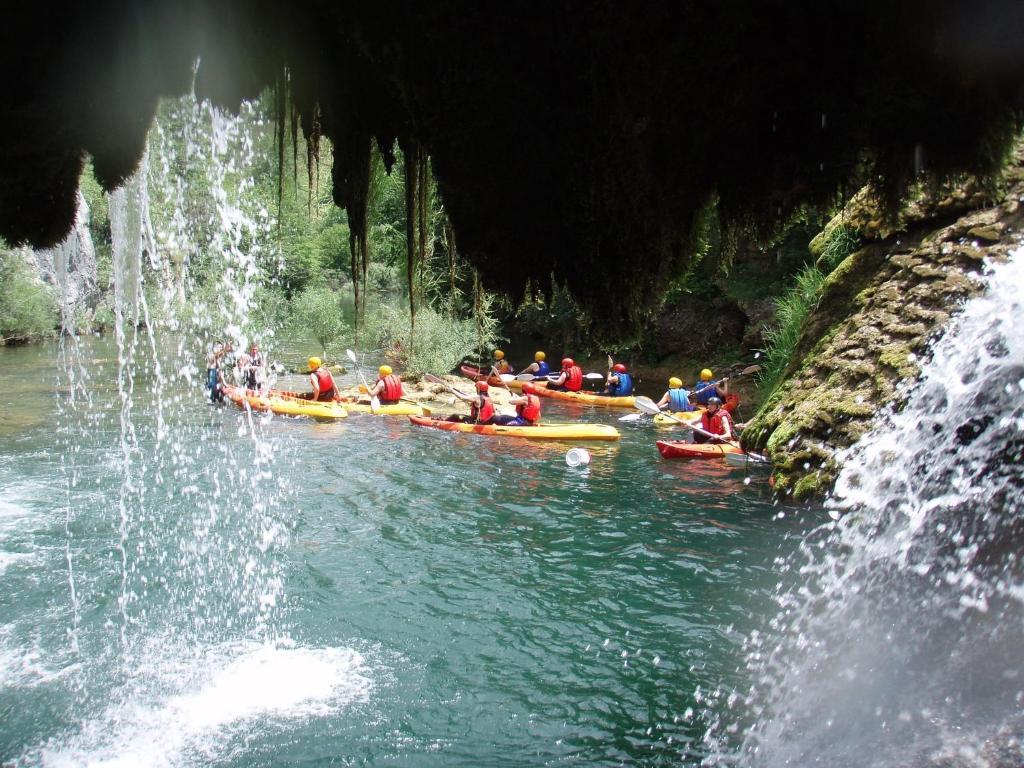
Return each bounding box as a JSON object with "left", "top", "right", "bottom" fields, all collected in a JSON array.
[{"left": 656, "top": 440, "right": 745, "bottom": 459}]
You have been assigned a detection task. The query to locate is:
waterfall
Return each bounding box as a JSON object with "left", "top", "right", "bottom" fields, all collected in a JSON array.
[{"left": 710, "top": 250, "right": 1024, "bottom": 766}]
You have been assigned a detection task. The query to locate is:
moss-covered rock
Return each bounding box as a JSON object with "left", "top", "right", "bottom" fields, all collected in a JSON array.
[{"left": 747, "top": 143, "right": 1024, "bottom": 499}]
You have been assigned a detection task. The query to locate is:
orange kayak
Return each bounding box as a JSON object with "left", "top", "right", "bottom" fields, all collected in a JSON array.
[
  {"left": 458, "top": 364, "right": 536, "bottom": 391},
  {"left": 223, "top": 385, "right": 349, "bottom": 420},
  {"left": 656, "top": 440, "right": 745, "bottom": 459}
]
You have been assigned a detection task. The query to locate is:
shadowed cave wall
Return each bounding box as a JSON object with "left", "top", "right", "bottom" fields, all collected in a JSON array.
[{"left": 2, "top": 1, "right": 1023, "bottom": 338}]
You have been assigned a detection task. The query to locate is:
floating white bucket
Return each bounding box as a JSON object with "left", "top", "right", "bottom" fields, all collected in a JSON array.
[{"left": 565, "top": 448, "right": 592, "bottom": 467}]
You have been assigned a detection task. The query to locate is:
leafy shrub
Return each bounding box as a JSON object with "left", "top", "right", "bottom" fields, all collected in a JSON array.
[
  {"left": 0, "top": 249, "right": 58, "bottom": 342},
  {"left": 286, "top": 285, "right": 350, "bottom": 355},
  {"left": 758, "top": 264, "right": 827, "bottom": 396},
  {"left": 360, "top": 302, "right": 497, "bottom": 376}
]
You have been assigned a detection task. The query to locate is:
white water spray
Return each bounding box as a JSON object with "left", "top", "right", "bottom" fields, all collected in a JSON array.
[{"left": 710, "top": 251, "right": 1024, "bottom": 766}]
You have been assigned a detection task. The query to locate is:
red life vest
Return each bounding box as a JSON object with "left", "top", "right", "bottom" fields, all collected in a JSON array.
[
  {"left": 313, "top": 368, "right": 336, "bottom": 400},
  {"left": 471, "top": 395, "right": 495, "bottom": 423},
  {"left": 701, "top": 408, "right": 732, "bottom": 436},
  {"left": 565, "top": 365, "right": 583, "bottom": 391},
  {"left": 517, "top": 394, "right": 541, "bottom": 423},
  {"left": 378, "top": 374, "right": 403, "bottom": 403}
]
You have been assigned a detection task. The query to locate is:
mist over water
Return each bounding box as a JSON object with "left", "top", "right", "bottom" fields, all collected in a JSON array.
[{"left": 711, "top": 251, "right": 1024, "bottom": 767}]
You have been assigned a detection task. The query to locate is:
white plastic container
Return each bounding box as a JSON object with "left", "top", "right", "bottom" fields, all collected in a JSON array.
[{"left": 565, "top": 448, "right": 592, "bottom": 467}]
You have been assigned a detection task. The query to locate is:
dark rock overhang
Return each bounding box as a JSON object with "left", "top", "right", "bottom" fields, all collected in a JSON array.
[{"left": 2, "top": 1, "right": 1023, "bottom": 336}]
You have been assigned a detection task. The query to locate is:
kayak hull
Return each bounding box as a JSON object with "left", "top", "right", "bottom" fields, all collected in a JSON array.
[
  {"left": 656, "top": 440, "right": 744, "bottom": 459},
  {"left": 653, "top": 411, "right": 702, "bottom": 427},
  {"left": 224, "top": 385, "right": 348, "bottom": 420},
  {"left": 276, "top": 389, "right": 429, "bottom": 416},
  {"left": 409, "top": 415, "right": 620, "bottom": 441},
  {"left": 458, "top": 364, "right": 528, "bottom": 391},
  {"left": 534, "top": 386, "right": 636, "bottom": 409}
]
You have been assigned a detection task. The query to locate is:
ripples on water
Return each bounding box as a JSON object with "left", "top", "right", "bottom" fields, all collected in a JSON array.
[{"left": 0, "top": 340, "right": 812, "bottom": 766}]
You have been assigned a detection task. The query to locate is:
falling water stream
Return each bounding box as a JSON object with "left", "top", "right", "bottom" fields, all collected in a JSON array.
[{"left": 1, "top": 92, "right": 1021, "bottom": 765}]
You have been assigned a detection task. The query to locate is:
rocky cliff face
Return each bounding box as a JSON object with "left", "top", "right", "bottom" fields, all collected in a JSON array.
[{"left": 745, "top": 146, "right": 1024, "bottom": 500}]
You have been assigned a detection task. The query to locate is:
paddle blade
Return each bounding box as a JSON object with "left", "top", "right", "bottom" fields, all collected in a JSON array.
[
  {"left": 500, "top": 374, "right": 515, "bottom": 382},
  {"left": 346, "top": 349, "right": 358, "bottom": 363},
  {"left": 371, "top": 396, "right": 381, "bottom": 412},
  {"left": 515, "top": 373, "right": 536, "bottom": 381},
  {"left": 618, "top": 413, "right": 644, "bottom": 422},
  {"left": 633, "top": 396, "right": 662, "bottom": 415},
  {"left": 583, "top": 373, "right": 606, "bottom": 380},
  {"left": 424, "top": 373, "right": 444, "bottom": 384}
]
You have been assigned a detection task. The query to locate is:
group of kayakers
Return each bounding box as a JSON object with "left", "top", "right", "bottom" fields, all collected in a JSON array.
[
  {"left": 205, "top": 341, "right": 273, "bottom": 401},
  {"left": 459, "top": 349, "right": 737, "bottom": 444},
  {"left": 208, "top": 341, "right": 739, "bottom": 448}
]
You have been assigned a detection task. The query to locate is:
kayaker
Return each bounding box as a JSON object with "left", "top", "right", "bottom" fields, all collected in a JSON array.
[
  {"left": 306, "top": 357, "right": 338, "bottom": 402},
  {"left": 521, "top": 351, "right": 550, "bottom": 378},
  {"left": 450, "top": 380, "right": 496, "bottom": 424},
  {"left": 548, "top": 357, "right": 583, "bottom": 392},
  {"left": 603, "top": 363, "right": 634, "bottom": 397},
  {"left": 693, "top": 368, "right": 729, "bottom": 406},
  {"left": 656, "top": 377, "right": 696, "bottom": 412},
  {"left": 367, "top": 365, "right": 403, "bottom": 405},
  {"left": 238, "top": 342, "right": 266, "bottom": 391},
  {"left": 205, "top": 342, "right": 223, "bottom": 397},
  {"left": 694, "top": 396, "right": 734, "bottom": 444},
  {"left": 492, "top": 349, "right": 514, "bottom": 375},
  {"left": 492, "top": 382, "right": 542, "bottom": 426}
]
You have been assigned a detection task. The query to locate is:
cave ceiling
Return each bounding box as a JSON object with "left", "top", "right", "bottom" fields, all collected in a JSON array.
[{"left": 2, "top": 1, "right": 1023, "bottom": 335}]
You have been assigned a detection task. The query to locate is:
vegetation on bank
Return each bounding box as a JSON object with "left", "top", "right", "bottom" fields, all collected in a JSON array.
[{"left": 0, "top": 248, "right": 57, "bottom": 344}]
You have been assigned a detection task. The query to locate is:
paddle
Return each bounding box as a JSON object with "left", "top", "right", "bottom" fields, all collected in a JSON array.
[
  {"left": 424, "top": 372, "right": 472, "bottom": 399},
  {"left": 634, "top": 395, "right": 769, "bottom": 463},
  {"left": 356, "top": 383, "right": 423, "bottom": 408},
  {"left": 345, "top": 349, "right": 379, "bottom": 414},
  {"left": 618, "top": 412, "right": 645, "bottom": 422},
  {"left": 489, "top": 364, "right": 511, "bottom": 391}
]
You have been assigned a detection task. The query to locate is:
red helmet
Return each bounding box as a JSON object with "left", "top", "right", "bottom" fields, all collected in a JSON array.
[
  {"left": 561, "top": 357, "right": 575, "bottom": 369},
  {"left": 475, "top": 380, "right": 489, "bottom": 392},
  {"left": 613, "top": 363, "right": 627, "bottom": 373},
  {"left": 522, "top": 382, "right": 537, "bottom": 395}
]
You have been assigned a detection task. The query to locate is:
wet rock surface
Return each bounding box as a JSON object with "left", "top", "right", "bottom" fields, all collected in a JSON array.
[{"left": 745, "top": 146, "right": 1024, "bottom": 500}]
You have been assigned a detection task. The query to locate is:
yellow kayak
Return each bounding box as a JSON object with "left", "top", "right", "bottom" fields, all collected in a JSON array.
[
  {"left": 276, "top": 389, "right": 430, "bottom": 416},
  {"left": 653, "top": 411, "right": 702, "bottom": 428},
  {"left": 409, "top": 416, "right": 620, "bottom": 441},
  {"left": 534, "top": 387, "right": 636, "bottom": 409},
  {"left": 224, "top": 385, "right": 348, "bottom": 421}
]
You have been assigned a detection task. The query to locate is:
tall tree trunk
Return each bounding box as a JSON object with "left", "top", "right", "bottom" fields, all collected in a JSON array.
[{"left": 401, "top": 138, "right": 421, "bottom": 351}]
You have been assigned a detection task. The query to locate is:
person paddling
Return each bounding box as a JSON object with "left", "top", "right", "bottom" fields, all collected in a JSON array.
[
  {"left": 694, "top": 396, "right": 734, "bottom": 443},
  {"left": 238, "top": 342, "right": 266, "bottom": 391},
  {"left": 450, "top": 380, "right": 497, "bottom": 424},
  {"left": 521, "top": 351, "right": 550, "bottom": 378},
  {"left": 305, "top": 356, "right": 338, "bottom": 402},
  {"left": 548, "top": 357, "right": 583, "bottom": 392},
  {"left": 367, "top": 365, "right": 403, "bottom": 405},
  {"left": 656, "top": 377, "right": 696, "bottom": 412},
  {"left": 603, "top": 363, "right": 634, "bottom": 397},
  {"left": 692, "top": 368, "right": 729, "bottom": 406},
  {"left": 492, "top": 382, "right": 542, "bottom": 426},
  {"left": 492, "top": 349, "right": 514, "bottom": 375}
]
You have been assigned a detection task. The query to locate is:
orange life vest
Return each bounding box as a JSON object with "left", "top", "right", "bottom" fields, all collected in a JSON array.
[
  {"left": 517, "top": 394, "right": 541, "bottom": 423},
  {"left": 378, "top": 374, "right": 403, "bottom": 403},
  {"left": 701, "top": 408, "right": 733, "bottom": 436},
  {"left": 565, "top": 365, "right": 583, "bottom": 392},
  {"left": 471, "top": 395, "right": 495, "bottom": 423}
]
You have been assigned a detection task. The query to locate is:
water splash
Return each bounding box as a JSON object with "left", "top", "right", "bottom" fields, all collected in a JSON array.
[{"left": 710, "top": 251, "right": 1024, "bottom": 766}]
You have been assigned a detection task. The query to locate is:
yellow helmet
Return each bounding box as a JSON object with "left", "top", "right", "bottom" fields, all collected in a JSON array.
[
  {"left": 700, "top": 368, "right": 713, "bottom": 381},
  {"left": 534, "top": 351, "right": 546, "bottom": 362},
  {"left": 669, "top": 377, "right": 683, "bottom": 388},
  {"left": 379, "top": 365, "right": 393, "bottom": 376},
  {"left": 494, "top": 349, "right": 505, "bottom": 360},
  {"left": 308, "top": 357, "right": 322, "bottom": 371}
]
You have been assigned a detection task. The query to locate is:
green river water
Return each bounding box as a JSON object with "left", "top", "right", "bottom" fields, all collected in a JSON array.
[{"left": 0, "top": 338, "right": 817, "bottom": 766}]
